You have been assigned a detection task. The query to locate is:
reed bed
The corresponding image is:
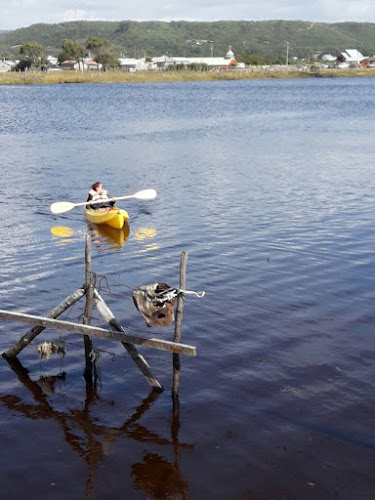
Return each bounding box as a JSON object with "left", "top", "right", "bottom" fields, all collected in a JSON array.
[{"left": 1, "top": 67, "right": 374, "bottom": 85}]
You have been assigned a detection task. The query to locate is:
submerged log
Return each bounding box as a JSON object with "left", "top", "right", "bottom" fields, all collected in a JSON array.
[{"left": 2, "top": 287, "right": 85, "bottom": 359}]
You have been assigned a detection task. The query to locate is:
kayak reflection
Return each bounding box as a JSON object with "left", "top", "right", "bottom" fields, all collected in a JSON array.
[{"left": 89, "top": 222, "right": 130, "bottom": 250}]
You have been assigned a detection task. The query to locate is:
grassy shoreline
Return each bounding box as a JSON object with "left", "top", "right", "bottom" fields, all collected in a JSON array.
[{"left": 1, "top": 67, "right": 375, "bottom": 85}]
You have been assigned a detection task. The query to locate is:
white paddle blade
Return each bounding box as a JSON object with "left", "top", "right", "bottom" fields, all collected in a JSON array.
[
  {"left": 50, "top": 201, "right": 75, "bottom": 214},
  {"left": 134, "top": 189, "right": 157, "bottom": 200}
]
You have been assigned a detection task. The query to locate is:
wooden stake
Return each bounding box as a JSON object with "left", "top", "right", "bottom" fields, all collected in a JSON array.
[
  {"left": 2, "top": 287, "right": 85, "bottom": 359},
  {"left": 172, "top": 251, "right": 188, "bottom": 397},
  {"left": 94, "top": 290, "right": 163, "bottom": 391},
  {"left": 83, "top": 234, "right": 95, "bottom": 385}
]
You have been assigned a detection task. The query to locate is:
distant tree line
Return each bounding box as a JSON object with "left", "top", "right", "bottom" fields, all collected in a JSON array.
[{"left": 14, "top": 37, "right": 120, "bottom": 71}]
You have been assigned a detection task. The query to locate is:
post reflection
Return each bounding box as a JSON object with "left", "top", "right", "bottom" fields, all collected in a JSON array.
[
  {"left": 2, "top": 357, "right": 193, "bottom": 499},
  {"left": 132, "top": 393, "right": 190, "bottom": 499}
]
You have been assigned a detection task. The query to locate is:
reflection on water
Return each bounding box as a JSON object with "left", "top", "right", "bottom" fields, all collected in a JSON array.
[
  {"left": 51, "top": 225, "right": 81, "bottom": 262},
  {"left": 39, "top": 372, "right": 67, "bottom": 394},
  {"left": 2, "top": 357, "right": 193, "bottom": 500},
  {"left": 134, "top": 227, "right": 157, "bottom": 241},
  {"left": 89, "top": 222, "right": 130, "bottom": 251},
  {"left": 51, "top": 224, "right": 158, "bottom": 253},
  {"left": 132, "top": 394, "right": 190, "bottom": 500},
  {"left": 51, "top": 225, "right": 77, "bottom": 249},
  {"left": 134, "top": 227, "right": 159, "bottom": 253},
  {"left": 132, "top": 452, "right": 189, "bottom": 499},
  {"left": 51, "top": 226, "right": 75, "bottom": 238},
  {"left": 51, "top": 223, "right": 131, "bottom": 253}
]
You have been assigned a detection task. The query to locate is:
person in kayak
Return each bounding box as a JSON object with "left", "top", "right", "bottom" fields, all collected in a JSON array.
[{"left": 87, "top": 182, "right": 116, "bottom": 210}]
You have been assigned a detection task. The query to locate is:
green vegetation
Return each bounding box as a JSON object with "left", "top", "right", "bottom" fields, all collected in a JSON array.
[
  {"left": 1, "top": 66, "right": 374, "bottom": 86},
  {"left": 19, "top": 41, "right": 45, "bottom": 60},
  {"left": 85, "top": 37, "right": 120, "bottom": 70},
  {"left": 0, "top": 20, "right": 374, "bottom": 62},
  {"left": 16, "top": 41, "right": 48, "bottom": 70},
  {"left": 58, "top": 38, "right": 84, "bottom": 63}
]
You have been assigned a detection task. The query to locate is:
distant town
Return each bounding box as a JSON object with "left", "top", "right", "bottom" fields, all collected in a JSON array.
[{"left": 1, "top": 42, "right": 375, "bottom": 74}]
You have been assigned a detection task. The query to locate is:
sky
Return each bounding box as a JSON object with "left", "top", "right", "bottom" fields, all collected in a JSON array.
[{"left": 1, "top": 0, "right": 375, "bottom": 31}]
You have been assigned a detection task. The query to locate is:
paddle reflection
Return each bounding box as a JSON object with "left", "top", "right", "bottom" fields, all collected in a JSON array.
[
  {"left": 51, "top": 225, "right": 76, "bottom": 248},
  {"left": 2, "top": 357, "right": 192, "bottom": 499},
  {"left": 89, "top": 222, "right": 130, "bottom": 251},
  {"left": 133, "top": 226, "right": 159, "bottom": 253}
]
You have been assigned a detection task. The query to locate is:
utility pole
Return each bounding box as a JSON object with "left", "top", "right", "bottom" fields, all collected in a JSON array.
[{"left": 286, "top": 41, "right": 290, "bottom": 65}]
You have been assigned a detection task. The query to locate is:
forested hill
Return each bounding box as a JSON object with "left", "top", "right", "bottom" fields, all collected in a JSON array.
[{"left": 1, "top": 20, "right": 375, "bottom": 60}]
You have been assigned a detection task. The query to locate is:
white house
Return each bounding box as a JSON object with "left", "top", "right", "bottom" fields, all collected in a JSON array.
[
  {"left": 84, "top": 59, "right": 101, "bottom": 71},
  {"left": 321, "top": 53, "right": 336, "bottom": 62},
  {"left": 0, "top": 60, "right": 16, "bottom": 72},
  {"left": 337, "top": 49, "right": 367, "bottom": 67},
  {"left": 151, "top": 55, "right": 176, "bottom": 70},
  {"left": 186, "top": 46, "right": 238, "bottom": 69},
  {"left": 47, "top": 55, "right": 58, "bottom": 66},
  {"left": 60, "top": 59, "right": 79, "bottom": 70},
  {"left": 152, "top": 46, "right": 238, "bottom": 70},
  {"left": 118, "top": 58, "right": 147, "bottom": 71},
  {"left": 60, "top": 59, "right": 101, "bottom": 71}
]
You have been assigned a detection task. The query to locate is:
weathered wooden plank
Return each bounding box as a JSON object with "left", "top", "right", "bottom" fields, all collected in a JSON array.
[
  {"left": 2, "top": 288, "right": 86, "bottom": 359},
  {"left": 0, "top": 309, "right": 197, "bottom": 357}
]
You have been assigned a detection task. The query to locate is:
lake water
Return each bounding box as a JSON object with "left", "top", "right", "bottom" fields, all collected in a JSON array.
[{"left": 0, "top": 77, "right": 375, "bottom": 499}]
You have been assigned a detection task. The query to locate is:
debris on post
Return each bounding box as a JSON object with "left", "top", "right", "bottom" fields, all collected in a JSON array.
[
  {"left": 37, "top": 341, "right": 66, "bottom": 360},
  {"left": 132, "top": 282, "right": 204, "bottom": 328},
  {"left": 132, "top": 283, "right": 177, "bottom": 327}
]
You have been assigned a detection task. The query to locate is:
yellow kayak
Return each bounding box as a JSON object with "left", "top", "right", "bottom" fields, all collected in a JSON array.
[{"left": 84, "top": 206, "right": 129, "bottom": 229}]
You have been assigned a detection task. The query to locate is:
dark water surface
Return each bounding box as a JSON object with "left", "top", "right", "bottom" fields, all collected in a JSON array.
[{"left": 1, "top": 78, "right": 375, "bottom": 499}]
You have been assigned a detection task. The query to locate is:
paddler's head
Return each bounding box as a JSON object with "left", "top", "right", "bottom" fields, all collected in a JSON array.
[{"left": 92, "top": 182, "right": 103, "bottom": 194}]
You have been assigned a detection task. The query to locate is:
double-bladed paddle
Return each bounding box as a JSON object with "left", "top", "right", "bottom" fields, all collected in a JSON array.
[{"left": 50, "top": 189, "right": 157, "bottom": 214}]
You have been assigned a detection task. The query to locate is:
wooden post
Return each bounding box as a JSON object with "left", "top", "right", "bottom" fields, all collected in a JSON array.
[
  {"left": 83, "top": 234, "right": 95, "bottom": 385},
  {"left": 2, "top": 287, "right": 85, "bottom": 359},
  {"left": 172, "top": 251, "right": 188, "bottom": 398},
  {"left": 94, "top": 290, "right": 163, "bottom": 391}
]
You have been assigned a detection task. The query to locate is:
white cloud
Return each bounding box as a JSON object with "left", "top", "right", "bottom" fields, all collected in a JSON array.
[{"left": 1, "top": 0, "right": 375, "bottom": 30}]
